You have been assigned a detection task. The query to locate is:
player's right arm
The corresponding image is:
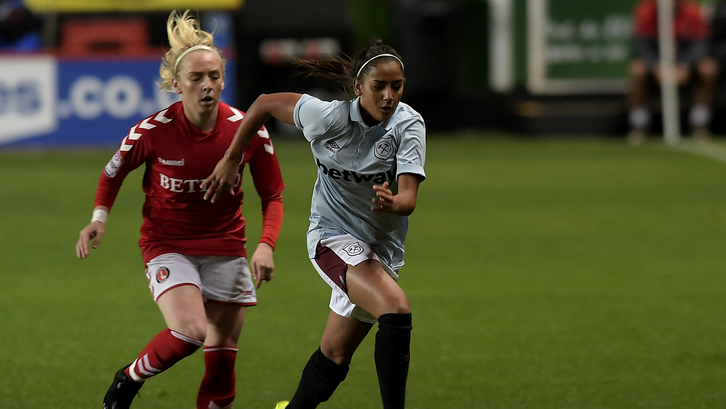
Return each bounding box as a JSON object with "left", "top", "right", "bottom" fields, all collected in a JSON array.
[
  {"left": 203, "top": 92, "right": 302, "bottom": 203},
  {"left": 76, "top": 120, "right": 153, "bottom": 259}
]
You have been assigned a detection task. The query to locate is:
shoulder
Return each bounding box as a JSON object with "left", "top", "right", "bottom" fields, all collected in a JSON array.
[
  {"left": 634, "top": 0, "right": 656, "bottom": 18},
  {"left": 118, "top": 102, "right": 179, "bottom": 152},
  {"left": 680, "top": 1, "right": 706, "bottom": 20},
  {"left": 392, "top": 102, "right": 425, "bottom": 131}
]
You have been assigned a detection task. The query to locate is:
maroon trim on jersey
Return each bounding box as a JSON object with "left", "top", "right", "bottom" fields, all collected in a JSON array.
[{"left": 314, "top": 241, "right": 349, "bottom": 293}]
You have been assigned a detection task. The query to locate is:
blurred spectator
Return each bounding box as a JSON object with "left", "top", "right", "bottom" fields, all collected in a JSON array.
[
  {"left": 627, "top": 0, "right": 718, "bottom": 143},
  {"left": 710, "top": 1, "right": 726, "bottom": 79},
  {"left": 0, "top": 0, "right": 41, "bottom": 51}
]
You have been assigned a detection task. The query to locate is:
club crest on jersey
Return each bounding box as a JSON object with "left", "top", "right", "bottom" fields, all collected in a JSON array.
[
  {"left": 344, "top": 242, "right": 364, "bottom": 257},
  {"left": 374, "top": 137, "right": 394, "bottom": 160},
  {"left": 156, "top": 267, "right": 170, "bottom": 283},
  {"left": 325, "top": 141, "right": 341, "bottom": 153},
  {"left": 104, "top": 150, "right": 124, "bottom": 178}
]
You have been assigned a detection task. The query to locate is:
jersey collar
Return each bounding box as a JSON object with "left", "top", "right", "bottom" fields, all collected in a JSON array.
[{"left": 350, "top": 97, "right": 394, "bottom": 131}]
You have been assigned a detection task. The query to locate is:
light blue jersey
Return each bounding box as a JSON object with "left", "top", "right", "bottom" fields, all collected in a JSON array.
[{"left": 293, "top": 94, "right": 426, "bottom": 270}]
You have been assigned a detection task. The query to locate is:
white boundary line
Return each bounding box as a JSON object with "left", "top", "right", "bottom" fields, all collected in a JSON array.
[{"left": 666, "top": 141, "right": 726, "bottom": 165}]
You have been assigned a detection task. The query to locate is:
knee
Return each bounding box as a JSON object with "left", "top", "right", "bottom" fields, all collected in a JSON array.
[
  {"left": 173, "top": 319, "right": 207, "bottom": 343},
  {"left": 629, "top": 59, "right": 650, "bottom": 81},
  {"left": 382, "top": 295, "right": 410, "bottom": 316},
  {"left": 698, "top": 58, "right": 719, "bottom": 82},
  {"left": 321, "top": 344, "right": 354, "bottom": 366}
]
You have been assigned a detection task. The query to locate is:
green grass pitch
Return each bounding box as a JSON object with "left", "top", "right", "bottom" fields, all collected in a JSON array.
[{"left": 1, "top": 135, "right": 725, "bottom": 408}]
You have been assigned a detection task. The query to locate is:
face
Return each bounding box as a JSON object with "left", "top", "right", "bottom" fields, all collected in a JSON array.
[
  {"left": 354, "top": 60, "right": 405, "bottom": 125},
  {"left": 172, "top": 50, "right": 225, "bottom": 116}
]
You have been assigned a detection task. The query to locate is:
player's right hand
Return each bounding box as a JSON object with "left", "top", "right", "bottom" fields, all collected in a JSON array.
[
  {"left": 202, "top": 155, "right": 238, "bottom": 203},
  {"left": 76, "top": 222, "right": 105, "bottom": 259}
]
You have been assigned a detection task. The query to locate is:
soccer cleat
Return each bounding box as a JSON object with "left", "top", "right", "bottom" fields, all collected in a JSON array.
[
  {"left": 102, "top": 365, "right": 143, "bottom": 409},
  {"left": 273, "top": 401, "right": 289, "bottom": 409}
]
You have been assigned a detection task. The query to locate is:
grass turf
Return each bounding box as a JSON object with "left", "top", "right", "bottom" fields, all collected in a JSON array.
[{"left": 1, "top": 135, "right": 725, "bottom": 408}]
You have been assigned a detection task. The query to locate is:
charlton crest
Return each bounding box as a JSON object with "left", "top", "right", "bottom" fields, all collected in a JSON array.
[{"left": 156, "top": 267, "right": 170, "bottom": 283}]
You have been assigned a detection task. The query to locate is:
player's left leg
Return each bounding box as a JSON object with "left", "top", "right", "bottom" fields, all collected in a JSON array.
[
  {"left": 346, "top": 260, "right": 412, "bottom": 409},
  {"left": 195, "top": 256, "right": 256, "bottom": 409},
  {"left": 196, "top": 301, "right": 246, "bottom": 409}
]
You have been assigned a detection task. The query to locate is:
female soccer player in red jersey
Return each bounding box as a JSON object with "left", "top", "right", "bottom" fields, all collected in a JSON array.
[{"left": 75, "top": 10, "right": 285, "bottom": 409}]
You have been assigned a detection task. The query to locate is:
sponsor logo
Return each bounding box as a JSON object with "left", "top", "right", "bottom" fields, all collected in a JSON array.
[
  {"left": 344, "top": 242, "right": 364, "bottom": 257},
  {"left": 374, "top": 137, "right": 394, "bottom": 160},
  {"left": 316, "top": 158, "right": 394, "bottom": 184},
  {"left": 325, "top": 141, "right": 340, "bottom": 153},
  {"left": 104, "top": 150, "right": 124, "bottom": 177},
  {"left": 158, "top": 157, "right": 185, "bottom": 166},
  {"left": 159, "top": 172, "right": 242, "bottom": 193},
  {"left": 156, "top": 266, "right": 170, "bottom": 283}
]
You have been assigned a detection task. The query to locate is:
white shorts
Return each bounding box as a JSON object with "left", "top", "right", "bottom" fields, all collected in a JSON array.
[
  {"left": 146, "top": 253, "right": 257, "bottom": 305},
  {"left": 310, "top": 234, "right": 398, "bottom": 323}
]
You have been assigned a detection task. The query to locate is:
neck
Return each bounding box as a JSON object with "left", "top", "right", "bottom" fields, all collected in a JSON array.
[{"left": 183, "top": 104, "right": 218, "bottom": 133}]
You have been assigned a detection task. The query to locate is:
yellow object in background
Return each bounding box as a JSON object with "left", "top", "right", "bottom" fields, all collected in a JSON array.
[{"left": 25, "top": 0, "right": 243, "bottom": 12}]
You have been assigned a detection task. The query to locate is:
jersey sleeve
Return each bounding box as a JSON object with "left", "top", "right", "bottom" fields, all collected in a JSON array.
[
  {"left": 396, "top": 116, "right": 427, "bottom": 181},
  {"left": 94, "top": 123, "right": 152, "bottom": 211},
  {"left": 293, "top": 94, "right": 345, "bottom": 141},
  {"left": 247, "top": 128, "right": 285, "bottom": 249}
]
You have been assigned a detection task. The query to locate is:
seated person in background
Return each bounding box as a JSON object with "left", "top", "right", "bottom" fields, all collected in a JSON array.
[
  {"left": 627, "top": 0, "right": 718, "bottom": 143},
  {"left": 0, "top": 0, "right": 41, "bottom": 52}
]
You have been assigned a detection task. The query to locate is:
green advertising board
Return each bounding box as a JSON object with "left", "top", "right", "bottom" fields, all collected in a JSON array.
[{"left": 520, "top": 0, "right": 634, "bottom": 93}]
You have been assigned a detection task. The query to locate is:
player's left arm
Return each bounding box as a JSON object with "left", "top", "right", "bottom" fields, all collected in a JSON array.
[
  {"left": 372, "top": 174, "right": 422, "bottom": 216},
  {"left": 248, "top": 134, "right": 285, "bottom": 288}
]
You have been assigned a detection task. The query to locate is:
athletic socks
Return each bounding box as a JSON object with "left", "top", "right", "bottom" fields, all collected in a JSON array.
[
  {"left": 629, "top": 106, "right": 650, "bottom": 130},
  {"left": 288, "top": 347, "right": 349, "bottom": 409},
  {"left": 125, "top": 328, "right": 203, "bottom": 382},
  {"left": 197, "top": 347, "right": 238, "bottom": 409},
  {"left": 375, "top": 313, "right": 412, "bottom": 409}
]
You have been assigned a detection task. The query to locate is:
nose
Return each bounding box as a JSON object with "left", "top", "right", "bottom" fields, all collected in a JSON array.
[
  {"left": 202, "top": 76, "right": 212, "bottom": 90},
  {"left": 383, "top": 87, "right": 393, "bottom": 102}
]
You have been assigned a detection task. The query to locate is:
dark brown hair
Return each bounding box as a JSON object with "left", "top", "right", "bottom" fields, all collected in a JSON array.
[{"left": 292, "top": 38, "right": 404, "bottom": 95}]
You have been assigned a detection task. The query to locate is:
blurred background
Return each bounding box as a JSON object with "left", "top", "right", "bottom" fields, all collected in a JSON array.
[{"left": 2, "top": 0, "right": 713, "bottom": 148}]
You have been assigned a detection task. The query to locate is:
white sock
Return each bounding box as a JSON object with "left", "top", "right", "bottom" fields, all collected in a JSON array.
[
  {"left": 629, "top": 106, "right": 650, "bottom": 129},
  {"left": 689, "top": 105, "right": 711, "bottom": 128}
]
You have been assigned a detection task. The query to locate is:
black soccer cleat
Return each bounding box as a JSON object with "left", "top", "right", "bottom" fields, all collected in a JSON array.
[{"left": 102, "top": 365, "right": 143, "bottom": 409}]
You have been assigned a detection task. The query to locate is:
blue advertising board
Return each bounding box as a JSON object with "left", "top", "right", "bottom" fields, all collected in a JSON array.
[{"left": 0, "top": 54, "right": 236, "bottom": 149}]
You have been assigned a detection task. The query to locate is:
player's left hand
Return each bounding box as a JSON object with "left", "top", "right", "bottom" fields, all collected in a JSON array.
[
  {"left": 250, "top": 242, "right": 275, "bottom": 289},
  {"left": 372, "top": 181, "right": 394, "bottom": 213}
]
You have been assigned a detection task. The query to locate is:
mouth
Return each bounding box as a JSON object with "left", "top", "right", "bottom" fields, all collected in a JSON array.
[{"left": 201, "top": 95, "right": 214, "bottom": 105}]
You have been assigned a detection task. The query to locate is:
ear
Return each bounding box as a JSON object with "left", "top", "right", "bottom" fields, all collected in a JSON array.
[
  {"left": 353, "top": 78, "right": 363, "bottom": 96},
  {"left": 171, "top": 78, "right": 182, "bottom": 94},
  {"left": 221, "top": 80, "right": 225, "bottom": 91}
]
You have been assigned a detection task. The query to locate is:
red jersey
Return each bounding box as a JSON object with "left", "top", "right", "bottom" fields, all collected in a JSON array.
[
  {"left": 95, "top": 101, "right": 285, "bottom": 263},
  {"left": 633, "top": 0, "right": 709, "bottom": 42}
]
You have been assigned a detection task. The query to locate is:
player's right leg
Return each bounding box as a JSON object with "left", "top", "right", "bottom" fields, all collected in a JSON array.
[
  {"left": 103, "top": 254, "right": 207, "bottom": 409},
  {"left": 286, "top": 312, "right": 372, "bottom": 409}
]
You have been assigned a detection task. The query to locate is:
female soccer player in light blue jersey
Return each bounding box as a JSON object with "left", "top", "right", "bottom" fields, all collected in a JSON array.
[{"left": 203, "top": 39, "right": 426, "bottom": 409}]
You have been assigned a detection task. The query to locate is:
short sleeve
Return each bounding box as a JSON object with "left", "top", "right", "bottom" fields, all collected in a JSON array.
[
  {"left": 396, "top": 117, "right": 426, "bottom": 181},
  {"left": 293, "top": 94, "right": 344, "bottom": 142}
]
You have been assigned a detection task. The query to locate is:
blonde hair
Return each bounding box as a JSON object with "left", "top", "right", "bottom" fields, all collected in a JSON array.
[{"left": 159, "top": 10, "right": 225, "bottom": 91}]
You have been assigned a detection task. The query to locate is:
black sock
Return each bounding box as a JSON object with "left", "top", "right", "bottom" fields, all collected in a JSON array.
[
  {"left": 375, "top": 313, "right": 412, "bottom": 409},
  {"left": 288, "top": 347, "right": 349, "bottom": 409}
]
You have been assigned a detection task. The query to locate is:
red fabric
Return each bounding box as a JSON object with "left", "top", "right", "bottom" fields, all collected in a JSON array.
[
  {"left": 93, "top": 101, "right": 285, "bottom": 263},
  {"left": 197, "top": 347, "right": 238, "bottom": 409},
  {"left": 126, "top": 329, "right": 202, "bottom": 380},
  {"left": 633, "top": 0, "right": 709, "bottom": 41}
]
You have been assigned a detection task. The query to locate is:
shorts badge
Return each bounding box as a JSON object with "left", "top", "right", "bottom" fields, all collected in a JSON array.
[
  {"left": 156, "top": 266, "right": 170, "bottom": 283},
  {"left": 344, "top": 242, "right": 364, "bottom": 257}
]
